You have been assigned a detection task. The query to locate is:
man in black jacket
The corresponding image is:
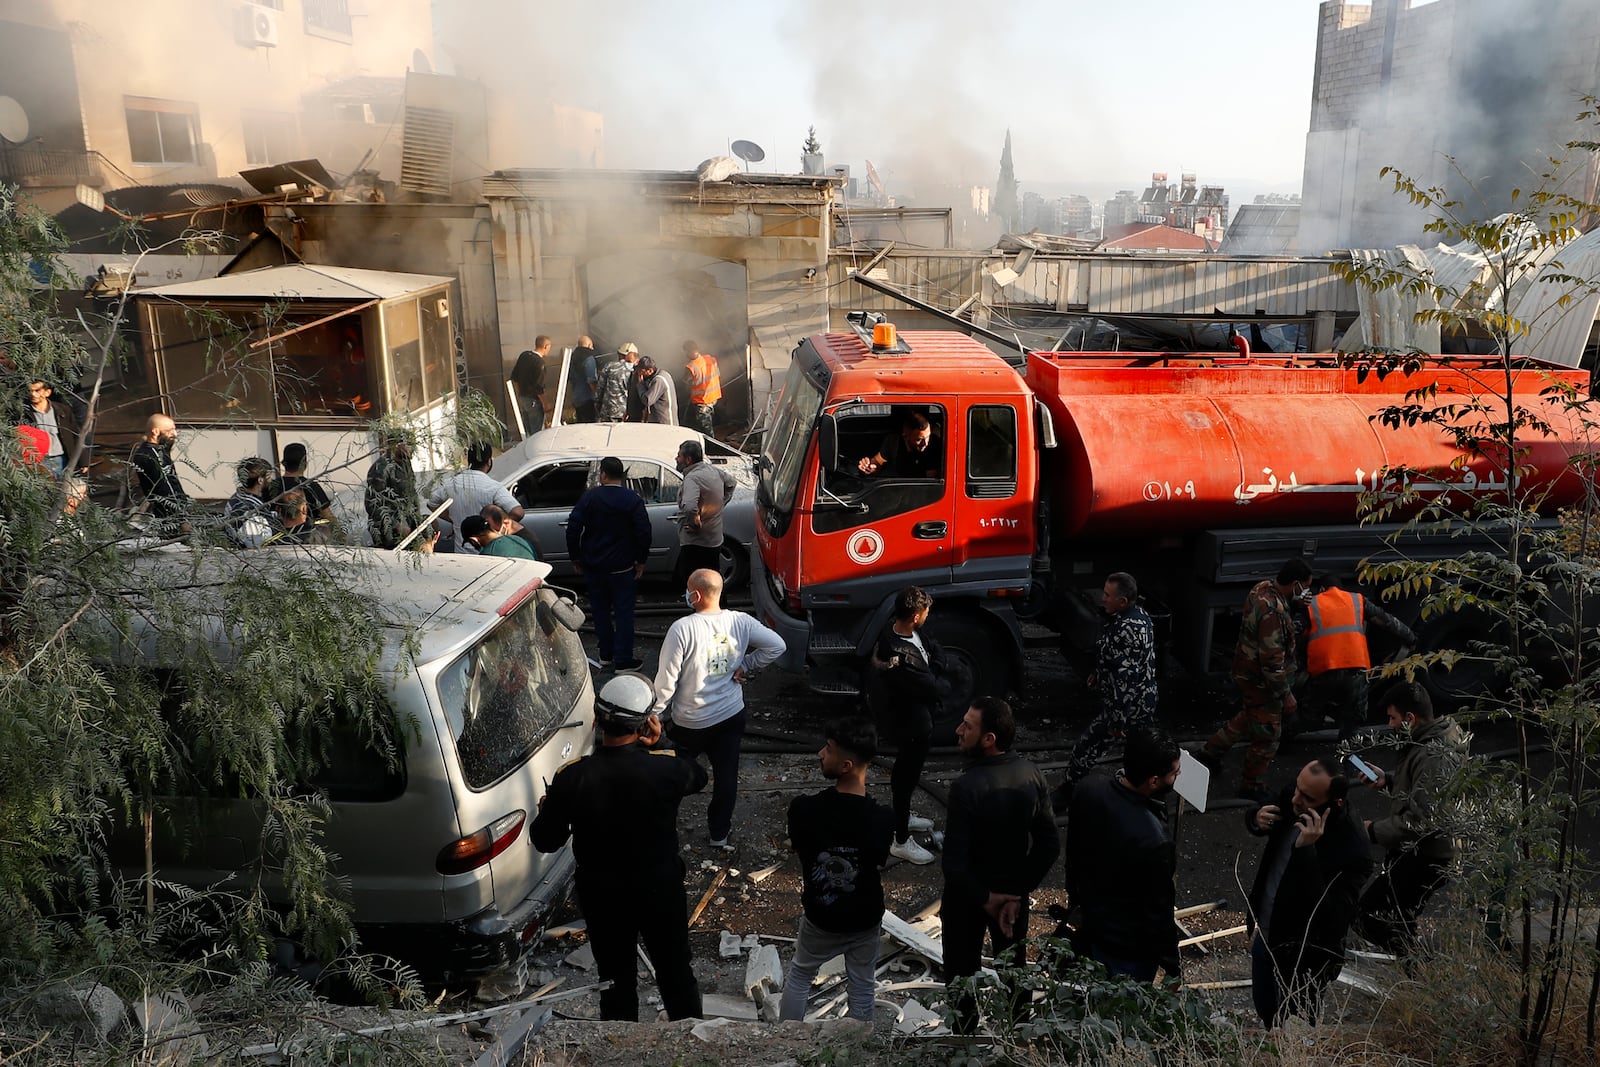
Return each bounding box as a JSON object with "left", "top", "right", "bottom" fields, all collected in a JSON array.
[
  {"left": 1245, "top": 759, "right": 1372, "bottom": 1028},
  {"left": 566, "top": 456, "right": 652, "bottom": 670},
  {"left": 942, "top": 696, "right": 1060, "bottom": 1032},
  {"left": 1064, "top": 725, "right": 1181, "bottom": 981},
  {"left": 865, "top": 585, "right": 947, "bottom": 865},
  {"left": 531, "top": 673, "right": 707, "bottom": 1021}
]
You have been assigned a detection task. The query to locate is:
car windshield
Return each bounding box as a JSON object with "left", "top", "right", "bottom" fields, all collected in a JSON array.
[
  {"left": 760, "top": 357, "right": 824, "bottom": 515},
  {"left": 435, "top": 586, "right": 586, "bottom": 789}
]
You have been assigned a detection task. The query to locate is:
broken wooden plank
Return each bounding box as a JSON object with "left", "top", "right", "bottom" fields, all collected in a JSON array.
[
  {"left": 1178, "top": 925, "right": 1247, "bottom": 948},
  {"left": 1174, "top": 900, "right": 1227, "bottom": 920},
  {"left": 1184, "top": 979, "right": 1252, "bottom": 991},
  {"left": 688, "top": 866, "right": 731, "bottom": 928}
]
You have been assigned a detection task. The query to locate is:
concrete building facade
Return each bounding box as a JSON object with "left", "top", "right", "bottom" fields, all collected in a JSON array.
[
  {"left": 0, "top": 0, "right": 434, "bottom": 211},
  {"left": 1299, "top": 0, "right": 1600, "bottom": 252},
  {"left": 481, "top": 170, "right": 841, "bottom": 426}
]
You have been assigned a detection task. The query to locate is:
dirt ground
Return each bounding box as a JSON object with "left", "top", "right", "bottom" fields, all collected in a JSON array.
[{"left": 456, "top": 583, "right": 1416, "bottom": 1066}]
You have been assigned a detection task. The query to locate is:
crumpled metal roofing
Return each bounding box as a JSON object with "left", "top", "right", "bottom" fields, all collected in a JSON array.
[{"left": 1344, "top": 217, "right": 1596, "bottom": 366}]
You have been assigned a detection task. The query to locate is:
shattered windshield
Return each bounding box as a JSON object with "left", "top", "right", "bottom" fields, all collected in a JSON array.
[
  {"left": 760, "top": 355, "right": 824, "bottom": 516},
  {"left": 435, "top": 587, "right": 586, "bottom": 790}
]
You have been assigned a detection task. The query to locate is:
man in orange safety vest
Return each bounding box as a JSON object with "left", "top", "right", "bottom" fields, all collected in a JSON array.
[
  {"left": 683, "top": 340, "right": 722, "bottom": 437},
  {"left": 1302, "top": 576, "right": 1416, "bottom": 740}
]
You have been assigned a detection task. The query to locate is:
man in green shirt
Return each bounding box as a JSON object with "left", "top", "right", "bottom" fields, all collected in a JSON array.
[{"left": 461, "top": 515, "right": 537, "bottom": 560}]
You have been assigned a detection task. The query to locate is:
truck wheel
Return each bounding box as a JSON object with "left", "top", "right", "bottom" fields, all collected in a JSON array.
[
  {"left": 1416, "top": 606, "right": 1504, "bottom": 712},
  {"left": 929, "top": 613, "right": 1012, "bottom": 705}
]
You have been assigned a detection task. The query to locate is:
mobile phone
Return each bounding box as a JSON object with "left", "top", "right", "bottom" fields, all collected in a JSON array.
[{"left": 1348, "top": 755, "right": 1379, "bottom": 783}]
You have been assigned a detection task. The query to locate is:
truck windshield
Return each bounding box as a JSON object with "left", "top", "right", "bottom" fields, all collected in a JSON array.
[
  {"left": 435, "top": 587, "right": 586, "bottom": 790},
  {"left": 759, "top": 356, "right": 824, "bottom": 516}
]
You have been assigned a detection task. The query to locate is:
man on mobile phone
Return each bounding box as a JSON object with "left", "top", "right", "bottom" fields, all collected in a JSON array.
[
  {"left": 1244, "top": 759, "right": 1371, "bottom": 1028},
  {"left": 1355, "top": 682, "right": 1467, "bottom": 953}
]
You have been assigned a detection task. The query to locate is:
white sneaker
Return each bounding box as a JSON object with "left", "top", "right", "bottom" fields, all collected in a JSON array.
[
  {"left": 906, "top": 814, "right": 935, "bottom": 832},
  {"left": 889, "top": 837, "right": 936, "bottom": 865},
  {"left": 709, "top": 836, "right": 732, "bottom": 849}
]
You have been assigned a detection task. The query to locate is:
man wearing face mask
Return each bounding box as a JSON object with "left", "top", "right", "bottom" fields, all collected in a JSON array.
[
  {"left": 1063, "top": 725, "right": 1182, "bottom": 981},
  {"left": 1245, "top": 759, "right": 1372, "bottom": 1028},
  {"left": 1355, "top": 682, "right": 1467, "bottom": 953},
  {"left": 1195, "top": 557, "right": 1313, "bottom": 803},
  {"left": 652, "top": 568, "right": 784, "bottom": 848}
]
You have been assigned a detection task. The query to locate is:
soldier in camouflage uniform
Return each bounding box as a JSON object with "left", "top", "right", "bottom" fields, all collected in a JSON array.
[
  {"left": 1196, "top": 558, "right": 1313, "bottom": 801},
  {"left": 596, "top": 344, "right": 638, "bottom": 423},
  {"left": 1052, "top": 572, "right": 1158, "bottom": 810}
]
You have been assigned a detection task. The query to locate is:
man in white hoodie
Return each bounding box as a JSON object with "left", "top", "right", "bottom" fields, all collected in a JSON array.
[{"left": 653, "top": 568, "right": 785, "bottom": 847}]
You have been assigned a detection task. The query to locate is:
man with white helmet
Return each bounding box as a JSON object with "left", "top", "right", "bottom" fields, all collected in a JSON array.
[{"left": 532, "top": 673, "right": 708, "bottom": 1020}]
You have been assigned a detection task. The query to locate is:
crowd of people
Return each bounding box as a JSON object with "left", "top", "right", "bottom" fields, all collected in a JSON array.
[
  {"left": 509, "top": 335, "right": 723, "bottom": 435},
  {"left": 19, "top": 368, "right": 1464, "bottom": 1035}
]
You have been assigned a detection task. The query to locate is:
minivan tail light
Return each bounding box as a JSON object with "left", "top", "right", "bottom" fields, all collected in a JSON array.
[
  {"left": 498, "top": 579, "right": 541, "bottom": 616},
  {"left": 436, "top": 810, "right": 526, "bottom": 875}
]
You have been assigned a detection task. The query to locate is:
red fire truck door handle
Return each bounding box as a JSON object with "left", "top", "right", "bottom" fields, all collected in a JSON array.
[{"left": 912, "top": 521, "right": 947, "bottom": 539}]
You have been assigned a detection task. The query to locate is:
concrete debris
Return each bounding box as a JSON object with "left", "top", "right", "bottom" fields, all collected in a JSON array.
[
  {"left": 747, "top": 863, "right": 782, "bottom": 884},
  {"left": 817, "top": 954, "right": 846, "bottom": 980},
  {"left": 744, "top": 944, "right": 784, "bottom": 997},
  {"left": 741, "top": 933, "right": 761, "bottom": 951},
  {"left": 133, "top": 989, "right": 208, "bottom": 1064},
  {"left": 894, "top": 997, "right": 947, "bottom": 1035},
  {"left": 34, "top": 982, "right": 127, "bottom": 1042},
  {"left": 690, "top": 1016, "right": 738, "bottom": 1041},
  {"left": 754, "top": 985, "right": 783, "bottom": 1024},
  {"left": 700, "top": 994, "right": 760, "bottom": 1021},
  {"left": 563, "top": 943, "right": 596, "bottom": 971},
  {"left": 818, "top": 1017, "right": 874, "bottom": 1041},
  {"left": 719, "top": 930, "right": 745, "bottom": 958},
  {"left": 700, "top": 860, "right": 721, "bottom": 871}
]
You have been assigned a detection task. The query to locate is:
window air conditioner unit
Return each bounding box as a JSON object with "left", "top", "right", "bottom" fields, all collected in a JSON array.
[{"left": 236, "top": 3, "right": 280, "bottom": 48}]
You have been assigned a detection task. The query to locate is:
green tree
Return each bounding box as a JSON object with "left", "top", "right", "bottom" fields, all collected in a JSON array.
[
  {"left": 1334, "top": 100, "right": 1600, "bottom": 1064},
  {"left": 803, "top": 125, "right": 821, "bottom": 157},
  {"left": 0, "top": 187, "right": 470, "bottom": 1060}
]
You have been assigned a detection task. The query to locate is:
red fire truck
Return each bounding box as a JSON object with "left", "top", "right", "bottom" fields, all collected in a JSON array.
[{"left": 749, "top": 317, "right": 1595, "bottom": 706}]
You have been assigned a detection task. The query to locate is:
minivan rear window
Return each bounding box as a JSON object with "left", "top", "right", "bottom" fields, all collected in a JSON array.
[{"left": 436, "top": 587, "right": 586, "bottom": 789}]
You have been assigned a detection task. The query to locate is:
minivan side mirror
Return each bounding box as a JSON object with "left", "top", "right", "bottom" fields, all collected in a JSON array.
[{"left": 538, "top": 596, "right": 586, "bottom": 635}]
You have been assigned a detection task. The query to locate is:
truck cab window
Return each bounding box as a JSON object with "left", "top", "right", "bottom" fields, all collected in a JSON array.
[
  {"left": 813, "top": 404, "right": 946, "bottom": 534},
  {"left": 967, "top": 405, "right": 1017, "bottom": 498}
]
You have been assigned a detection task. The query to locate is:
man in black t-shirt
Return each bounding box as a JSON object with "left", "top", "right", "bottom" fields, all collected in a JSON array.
[
  {"left": 857, "top": 410, "right": 942, "bottom": 478},
  {"left": 779, "top": 719, "right": 894, "bottom": 1023}
]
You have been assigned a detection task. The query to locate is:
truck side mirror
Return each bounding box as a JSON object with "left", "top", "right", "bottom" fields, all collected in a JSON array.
[{"left": 818, "top": 413, "right": 840, "bottom": 471}]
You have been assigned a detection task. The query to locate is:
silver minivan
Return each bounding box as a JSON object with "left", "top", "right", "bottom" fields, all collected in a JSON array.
[{"left": 106, "top": 547, "right": 594, "bottom": 983}]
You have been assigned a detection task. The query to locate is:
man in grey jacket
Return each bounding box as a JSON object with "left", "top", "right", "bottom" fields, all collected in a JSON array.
[
  {"left": 673, "top": 439, "right": 735, "bottom": 592},
  {"left": 1356, "top": 681, "right": 1468, "bottom": 952}
]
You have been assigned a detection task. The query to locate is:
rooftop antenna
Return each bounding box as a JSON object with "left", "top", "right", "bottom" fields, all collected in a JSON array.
[{"left": 731, "top": 139, "right": 765, "bottom": 172}]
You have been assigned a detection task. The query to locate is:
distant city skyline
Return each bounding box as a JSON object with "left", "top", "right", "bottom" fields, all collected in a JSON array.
[{"left": 434, "top": 0, "right": 1325, "bottom": 200}]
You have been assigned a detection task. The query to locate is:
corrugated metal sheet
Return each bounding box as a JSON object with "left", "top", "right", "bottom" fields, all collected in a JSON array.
[
  {"left": 1340, "top": 247, "right": 1439, "bottom": 352},
  {"left": 138, "top": 263, "right": 452, "bottom": 300},
  {"left": 827, "top": 252, "right": 1357, "bottom": 319},
  {"left": 1513, "top": 225, "right": 1600, "bottom": 367}
]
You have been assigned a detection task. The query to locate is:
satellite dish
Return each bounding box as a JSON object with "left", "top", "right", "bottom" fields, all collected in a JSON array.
[
  {"left": 731, "top": 139, "right": 766, "bottom": 164},
  {"left": 0, "top": 97, "right": 30, "bottom": 144},
  {"left": 411, "top": 48, "right": 433, "bottom": 74}
]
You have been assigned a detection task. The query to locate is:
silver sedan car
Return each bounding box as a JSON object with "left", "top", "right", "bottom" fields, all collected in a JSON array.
[{"left": 490, "top": 423, "right": 757, "bottom": 585}]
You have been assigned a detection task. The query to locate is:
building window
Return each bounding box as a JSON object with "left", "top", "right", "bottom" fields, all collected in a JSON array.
[
  {"left": 125, "top": 97, "right": 198, "bottom": 165},
  {"left": 242, "top": 111, "right": 296, "bottom": 165},
  {"left": 303, "top": 0, "right": 352, "bottom": 40}
]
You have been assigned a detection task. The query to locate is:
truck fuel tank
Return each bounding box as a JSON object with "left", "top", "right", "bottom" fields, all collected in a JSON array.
[{"left": 1025, "top": 352, "right": 1595, "bottom": 538}]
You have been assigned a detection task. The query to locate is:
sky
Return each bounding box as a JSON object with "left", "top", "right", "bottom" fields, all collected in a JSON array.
[{"left": 432, "top": 0, "right": 1331, "bottom": 204}]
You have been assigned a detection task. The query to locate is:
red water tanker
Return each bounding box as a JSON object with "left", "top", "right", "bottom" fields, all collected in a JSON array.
[{"left": 750, "top": 324, "right": 1599, "bottom": 698}]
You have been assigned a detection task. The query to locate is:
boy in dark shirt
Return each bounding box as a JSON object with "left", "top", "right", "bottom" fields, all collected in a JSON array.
[{"left": 779, "top": 719, "right": 895, "bottom": 1023}]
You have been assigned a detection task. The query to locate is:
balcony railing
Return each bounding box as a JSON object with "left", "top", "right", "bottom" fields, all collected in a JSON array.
[{"left": 0, "top": 144, "right": 104, "bottom": 189}]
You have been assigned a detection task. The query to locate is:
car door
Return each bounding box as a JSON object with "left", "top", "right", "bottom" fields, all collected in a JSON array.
[
  {"left": 511, "top": 459, "right": 596, "bottom": 572},
  {"left": 620, "top": 457, "right": 682, "bottom": 574}
]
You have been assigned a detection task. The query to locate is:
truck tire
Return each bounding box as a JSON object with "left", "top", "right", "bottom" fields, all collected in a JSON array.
[
  {"left": 1415, "top": 605, "right": 1504, "bottom": 712},
  {"left": 928, "top": 612, "right": 1012, "bottom": 707}
]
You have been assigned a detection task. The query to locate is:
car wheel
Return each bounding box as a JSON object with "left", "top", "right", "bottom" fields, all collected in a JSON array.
[{"left": 719, "top": 540, "right": 749, "bottom": 589}]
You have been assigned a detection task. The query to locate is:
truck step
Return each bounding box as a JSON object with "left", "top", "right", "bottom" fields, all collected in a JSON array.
[
  {"left": 808, "top": 633, "right": 856, "bottom": 653},
  {"left": 809, "top": 679, "right": 860, "bottom": 697}
]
